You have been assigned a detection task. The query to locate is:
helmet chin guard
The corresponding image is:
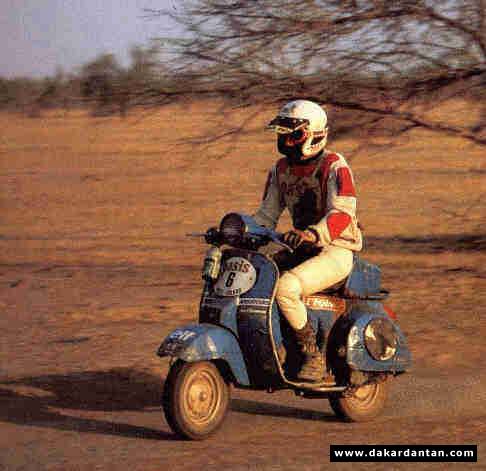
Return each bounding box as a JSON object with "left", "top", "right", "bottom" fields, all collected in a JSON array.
[
  {"left": 268, "top": 100, "right": 328, "bottom": 161},
  {"left": 301, "top": 128, "right": 328, "bottom": 158}
]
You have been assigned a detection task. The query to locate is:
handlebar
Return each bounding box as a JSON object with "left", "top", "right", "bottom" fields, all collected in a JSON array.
[{"left": 187, "top": 227, "right": 294, "bottom": 252}]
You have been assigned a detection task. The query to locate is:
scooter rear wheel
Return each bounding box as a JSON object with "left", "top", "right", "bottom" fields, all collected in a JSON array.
[
  {"left": 329, "top": 381, "right": 388, "bottom": 422},
  {"left": 162, "top": 360, "right": 230, "bottom": 440}
]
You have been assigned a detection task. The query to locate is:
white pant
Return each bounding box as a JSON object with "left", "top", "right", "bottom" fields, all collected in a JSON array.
[{"left": 276, "top": 246, "right": 354, "bottom": 330}]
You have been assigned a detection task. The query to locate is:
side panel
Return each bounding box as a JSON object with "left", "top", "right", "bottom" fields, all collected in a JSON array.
[
  {"left": 346, "top": 302, "right": 412, "bottom": 372},
  {"left": 157, "top": 324, "right": 250, "bottom": 386},
  {"left": 343, "top": 255, "right": 382, "bottom": 298}
]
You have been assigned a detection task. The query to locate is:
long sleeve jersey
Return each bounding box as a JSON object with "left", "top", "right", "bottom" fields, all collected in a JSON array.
[{"left": 254, "top": 151, "right": 363, "bottom": 251}]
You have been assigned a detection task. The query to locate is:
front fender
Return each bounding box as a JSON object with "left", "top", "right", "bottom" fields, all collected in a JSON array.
[
  {"left": 157, "top": 323, "right": 250, "bottom": 386},
  {"left": 347, "top": 312, "right": 412, "bottom": 373}
]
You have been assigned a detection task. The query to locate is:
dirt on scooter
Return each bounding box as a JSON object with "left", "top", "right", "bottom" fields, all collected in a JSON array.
[{"left": 158, "top": 212, "right": 411, "bottom": 440}]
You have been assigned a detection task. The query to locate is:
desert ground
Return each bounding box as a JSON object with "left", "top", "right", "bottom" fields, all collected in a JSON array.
[{"left": 0, "top": 101, "right": 485, "bottom": 470}]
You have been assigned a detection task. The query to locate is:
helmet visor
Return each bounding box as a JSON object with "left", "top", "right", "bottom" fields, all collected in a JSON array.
[{"left": 267, "top": 116, "right": 309, "bottom": 134}]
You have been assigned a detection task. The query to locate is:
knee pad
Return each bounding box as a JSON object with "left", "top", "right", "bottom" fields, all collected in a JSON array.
[{"left": 277, "top": 272, "right": 303, "bottom": 303}]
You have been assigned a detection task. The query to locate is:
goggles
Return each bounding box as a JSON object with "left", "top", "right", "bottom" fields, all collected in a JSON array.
[{"left": 267, "top": 116, "right": 309, "bottom": 135}]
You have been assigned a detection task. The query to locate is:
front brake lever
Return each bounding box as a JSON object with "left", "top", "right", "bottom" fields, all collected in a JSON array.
[{"left": 269, "top": 233, "right": 294, "bottom": 253}]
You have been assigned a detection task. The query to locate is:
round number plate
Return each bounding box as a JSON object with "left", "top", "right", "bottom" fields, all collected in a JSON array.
[{"left": 214, "top": 257, "right": 257, "bottom": 296}]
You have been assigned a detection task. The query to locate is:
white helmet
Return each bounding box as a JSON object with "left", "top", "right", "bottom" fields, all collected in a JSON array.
[{"left": 268, "top": 100, "right": 328, "bottom": 159}]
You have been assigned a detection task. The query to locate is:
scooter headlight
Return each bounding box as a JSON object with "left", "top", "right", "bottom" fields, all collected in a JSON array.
[
  {"left": 364, "top": 318, "right": 397, "bottom": 361},
  {"left": 220, "top": 213, "right": 246, "bottom": 245}
]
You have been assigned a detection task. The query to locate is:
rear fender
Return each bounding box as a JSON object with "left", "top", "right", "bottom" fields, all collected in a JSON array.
[
  {"left": 346, "top": 311, "right": 412, "bottom": 373},
  {"left": 157, "top": 323, "right": 250, "bottom": 386}
]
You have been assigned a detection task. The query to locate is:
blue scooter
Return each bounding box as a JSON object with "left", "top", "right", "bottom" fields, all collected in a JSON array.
[{"left": 158, "top": 213, "right": 411, "bottom": 440}]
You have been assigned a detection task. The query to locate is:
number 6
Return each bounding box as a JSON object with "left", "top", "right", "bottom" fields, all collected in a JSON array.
[{"left": 225, "top": 271, "right": 236, "bottom": 287}]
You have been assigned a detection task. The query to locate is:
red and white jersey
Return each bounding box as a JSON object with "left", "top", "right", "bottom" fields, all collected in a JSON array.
[{"left": 254, "top": 151, "right": 363, "bottom": 251}]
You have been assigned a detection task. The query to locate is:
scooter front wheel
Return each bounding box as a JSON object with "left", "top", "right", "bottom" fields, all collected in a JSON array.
[
  {"left": 162, "top": 360, "right": 230, "bottom": 440},
  {"left": 329, "top": 381, "right": 388, "bottom": 422}
]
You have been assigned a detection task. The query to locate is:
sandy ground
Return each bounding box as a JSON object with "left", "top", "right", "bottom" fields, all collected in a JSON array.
[{"left": 0, "top": 103, "right": 485, "bottom": 470}]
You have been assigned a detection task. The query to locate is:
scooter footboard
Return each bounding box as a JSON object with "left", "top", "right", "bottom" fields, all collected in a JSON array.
[
  {"left": 347, "top": 313, "right": 412, "bottom": 373},
  {"left": 157, "top": 323, "right": 250, "bottom": 386}
]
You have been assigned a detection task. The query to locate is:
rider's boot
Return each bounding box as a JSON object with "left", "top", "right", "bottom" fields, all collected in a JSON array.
[{"left": 294, "top": 320, "right": 325, "bottom": 382}]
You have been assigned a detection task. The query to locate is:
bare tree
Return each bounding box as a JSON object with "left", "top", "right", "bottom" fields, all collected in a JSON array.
[{"left": 147, "top": 0, "right": 486, "bottom": 146}]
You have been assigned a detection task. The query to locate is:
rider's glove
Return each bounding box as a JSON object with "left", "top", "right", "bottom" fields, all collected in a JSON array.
[{"left": 282, "top": 228, "right": 318, "bottom": 250}]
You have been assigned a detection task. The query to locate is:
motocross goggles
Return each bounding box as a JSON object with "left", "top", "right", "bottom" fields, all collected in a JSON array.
[{"left": 267, "top": 116, "right": 309, "bottom": 135}]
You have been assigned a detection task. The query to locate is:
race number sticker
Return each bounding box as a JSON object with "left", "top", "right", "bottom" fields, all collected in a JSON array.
[{"left": 214, "top": 257, "right": 257, "bottom": 297}]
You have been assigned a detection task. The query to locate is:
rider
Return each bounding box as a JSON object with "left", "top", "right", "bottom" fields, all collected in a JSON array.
[{"left": 254, "top": 100, "right": 362, "bottom": 382}]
